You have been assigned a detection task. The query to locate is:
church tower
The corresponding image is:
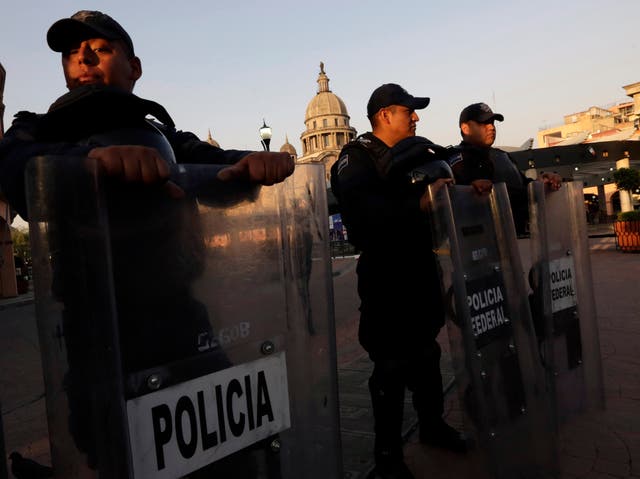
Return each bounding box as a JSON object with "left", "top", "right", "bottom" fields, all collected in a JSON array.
[
  {"left": 298, "top": 62, "right": 356, "bottom": 181},
  {"left": 279, "top": 134, "right": 298, "bottom": 159}
]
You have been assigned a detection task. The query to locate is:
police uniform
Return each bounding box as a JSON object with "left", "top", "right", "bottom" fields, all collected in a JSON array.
[
  {"left": 331, "top": 132, "right": 448, "bottom": 466},
  {"left": 448, "top": 141, "right": 532, "bottom": 235}
]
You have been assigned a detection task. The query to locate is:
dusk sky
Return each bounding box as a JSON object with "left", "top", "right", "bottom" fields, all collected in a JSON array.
[{"left": 2, "top": 0, "right": 639, "bottom": 153}]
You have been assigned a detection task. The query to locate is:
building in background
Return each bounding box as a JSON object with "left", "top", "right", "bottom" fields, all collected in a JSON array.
[
  {"left": 512, "top": 81, "right": 640, "bottom": 220},
  {"left": 538, "top": 82, "right": 640, "bottom": 148},
  {"left": 297, "top": 63, "right": 356, "bottom": 183},
  {"left": 279, "top": 135, "right": 298, "bottom": 159},
  {"left": 295, "top": 63, "right": 356, "bottom": 249}
]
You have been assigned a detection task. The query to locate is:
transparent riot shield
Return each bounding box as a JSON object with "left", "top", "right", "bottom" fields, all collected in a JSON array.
[
  {"left": 26, "top": 156, "right": 130, "bottom": 478},
  {"left": 277, "top": 164, "right": 342, "bottom": 478},
  {"left": 528, "top": 181, "right": 604, "bottom": 427},
  {"left": 26, "top": 157, "right": 341, "bottom": 479},
  {"left": 429, "top": 183, "right": 557, "bottom": 479}
]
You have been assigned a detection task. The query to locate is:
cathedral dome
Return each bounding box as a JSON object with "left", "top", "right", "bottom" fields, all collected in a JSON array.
[
  {"left": 299, "top": 62, "right": 356, "bottom": 164},
  {"left": 304, "top": 63, "right": 349, "bottom": 122}
]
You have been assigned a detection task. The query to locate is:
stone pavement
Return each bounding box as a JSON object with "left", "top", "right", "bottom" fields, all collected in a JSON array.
[{"left": 0, "top": 232, "right": 638, "bottom": 478}]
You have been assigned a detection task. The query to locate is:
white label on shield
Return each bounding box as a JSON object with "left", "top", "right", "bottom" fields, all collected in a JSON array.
[
  {"left": 549, "top": 256, "right": 577, "bottom": 313},
  {"left": 126, "top": 352, "right": 290, "bottom": 479}
]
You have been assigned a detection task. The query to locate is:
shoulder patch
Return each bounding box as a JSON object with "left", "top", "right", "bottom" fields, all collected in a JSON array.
[
  {"left": 336, "top": 154, "right": 349, "bottom": 175},
  {"left": 448, "top": 152, "right": 463, "bottom": 167}
]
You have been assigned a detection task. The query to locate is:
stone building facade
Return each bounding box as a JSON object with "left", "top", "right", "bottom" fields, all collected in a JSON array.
[{"left": 538, "top": 82, "right": 640, "bottom": 148}]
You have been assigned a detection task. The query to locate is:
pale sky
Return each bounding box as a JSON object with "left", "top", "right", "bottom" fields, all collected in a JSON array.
[{"left": 2, "top": 0, "right": 639, "bottom": 154}]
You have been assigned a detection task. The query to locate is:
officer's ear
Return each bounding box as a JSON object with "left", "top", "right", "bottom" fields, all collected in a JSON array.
[
  {"left": 129, "top": 56, "right": 142, "bottom": 83},
  {"left": 370, "top": 109, "right": 385, "bottom": 129},
  {"left": 460, "top": 122, "right": 471, "bottom": 137},
  {"left": 378, "top": 108, "right": 392, "bottom": 125}
]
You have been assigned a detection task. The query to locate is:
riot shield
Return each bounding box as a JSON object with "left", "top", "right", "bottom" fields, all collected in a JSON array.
[
  {"left": 528, "top": 181, "right": 604, "bottom": 426},
  {"left": 26, "top": 157, "right": 341, "bottom": 479},
  {"left": 26, "top": 156, "right": 129, "bottom": 478},
  {"left": 429, "top": 182, "right": 557, "bottom": 479}
]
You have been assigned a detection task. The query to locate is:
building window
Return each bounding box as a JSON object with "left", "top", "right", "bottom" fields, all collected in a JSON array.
[
  {"left": 323, "top": 135, "right": 330, "bottom": 147},
  {"left": 323, "top": 119, "right": 328, "bottom": 128},
  {"left": 313, "top": 120, "right": 316, "bottom": 129},
  {"left": 335, "top": 118, "right": 339, "bottom": 126}
]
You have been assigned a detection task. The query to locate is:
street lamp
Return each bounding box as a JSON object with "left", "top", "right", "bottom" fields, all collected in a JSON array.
[{"left": 259, "top": 119, "right": 272, "bottom": 151}]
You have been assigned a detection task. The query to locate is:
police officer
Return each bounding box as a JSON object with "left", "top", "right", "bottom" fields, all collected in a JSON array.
[
  {"left": 331, "top": 84, "right": 464, "bottom": 479},
  {"left": 448, "top": 102, "right": 561, "bottom": 235},
  {"left": 0, "top": 11, "right": 294, "bottom": 473}
]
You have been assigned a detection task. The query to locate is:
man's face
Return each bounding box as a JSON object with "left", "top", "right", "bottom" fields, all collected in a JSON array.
[
  {"left": 62, "top": 37, "right": 141, "bottom": 92},
  {"left": 461, "top": 120, "right": 496, "bottom": 148},
  {"left": 383, "top": 105, "right": 420, "bottom": 144}
]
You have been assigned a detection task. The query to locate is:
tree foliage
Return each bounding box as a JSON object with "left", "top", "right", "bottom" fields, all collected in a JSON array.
[
  {"left": 613, "top": 167, "right": 640, "bottom": 193},
  {"left": 10, "top": 227, "right": 31, "bottom": 260}
]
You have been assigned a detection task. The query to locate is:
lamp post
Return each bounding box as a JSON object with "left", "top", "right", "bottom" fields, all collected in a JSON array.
[{"left": 259, "top": 119, "right": 272, "bottom": 152}]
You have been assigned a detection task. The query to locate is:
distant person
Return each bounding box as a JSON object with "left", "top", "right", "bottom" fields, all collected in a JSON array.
[
  {"left": 331, "top": 83, "right": 464, "bottom": 479},
  {"left": 587, "top": 199, "right": 599, "bottom": 225},
  {"left": 447, "top": 102, "right": 561, "bottom": 234},
  {"left": 0, "top": 10, "right": 293, "bottom": 472},
  {"left": 13, "top": 255, "right": 29, "bottom": 295}
]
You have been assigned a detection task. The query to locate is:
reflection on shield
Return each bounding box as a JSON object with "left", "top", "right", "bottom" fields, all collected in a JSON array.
[
  {"left": 429, "top": 182, "right": 557, "bottom": 479},
  {"left": 528, "top": 181, "right": 604, "bottom": 428},
  {"left": 26, "top": 157, "right": 341, "bottom": 478}
]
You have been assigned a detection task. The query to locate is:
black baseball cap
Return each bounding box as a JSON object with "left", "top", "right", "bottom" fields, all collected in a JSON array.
[
  {"left": 47, "top": 10, "right": 135, "bottom": 56},
  {"left": 367, "top": 83, "right": 430, "bottom": 118},
  {"left": 459, "top": 102, "right": 504, "bottom": 125}
]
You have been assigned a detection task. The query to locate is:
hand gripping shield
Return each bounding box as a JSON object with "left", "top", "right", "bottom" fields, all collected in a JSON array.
[
  {"left": 428, "top": 183, "right": 557, "bottom": 479},
  {"left": 25, "top": 157, "right": 341, "bottom": 479},
  {"left": 528, "top": 181, "right": 604, "bottom": 427}
]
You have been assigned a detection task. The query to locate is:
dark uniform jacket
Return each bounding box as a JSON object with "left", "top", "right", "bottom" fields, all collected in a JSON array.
[
  {"left": 330, "top": 133, "right": 445, "bottom": 356},
  {"left": 448, "top": 141, "right": 532, "bottom": 235}
]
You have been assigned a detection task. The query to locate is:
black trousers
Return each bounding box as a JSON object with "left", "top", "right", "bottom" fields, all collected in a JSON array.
[{"left": 368, "top": 340, "right": 444, "bottom": 463}]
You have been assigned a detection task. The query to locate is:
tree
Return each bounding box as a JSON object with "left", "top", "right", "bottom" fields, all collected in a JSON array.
[
  {"left": 613, "top": 167, "right": 640, "bottom": 213},
  {"left": 613, "top": 167, "right": 640, "bottom": 193},
  {"left": 10, "top": 227, "right": 30, "bottom": 261}
]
